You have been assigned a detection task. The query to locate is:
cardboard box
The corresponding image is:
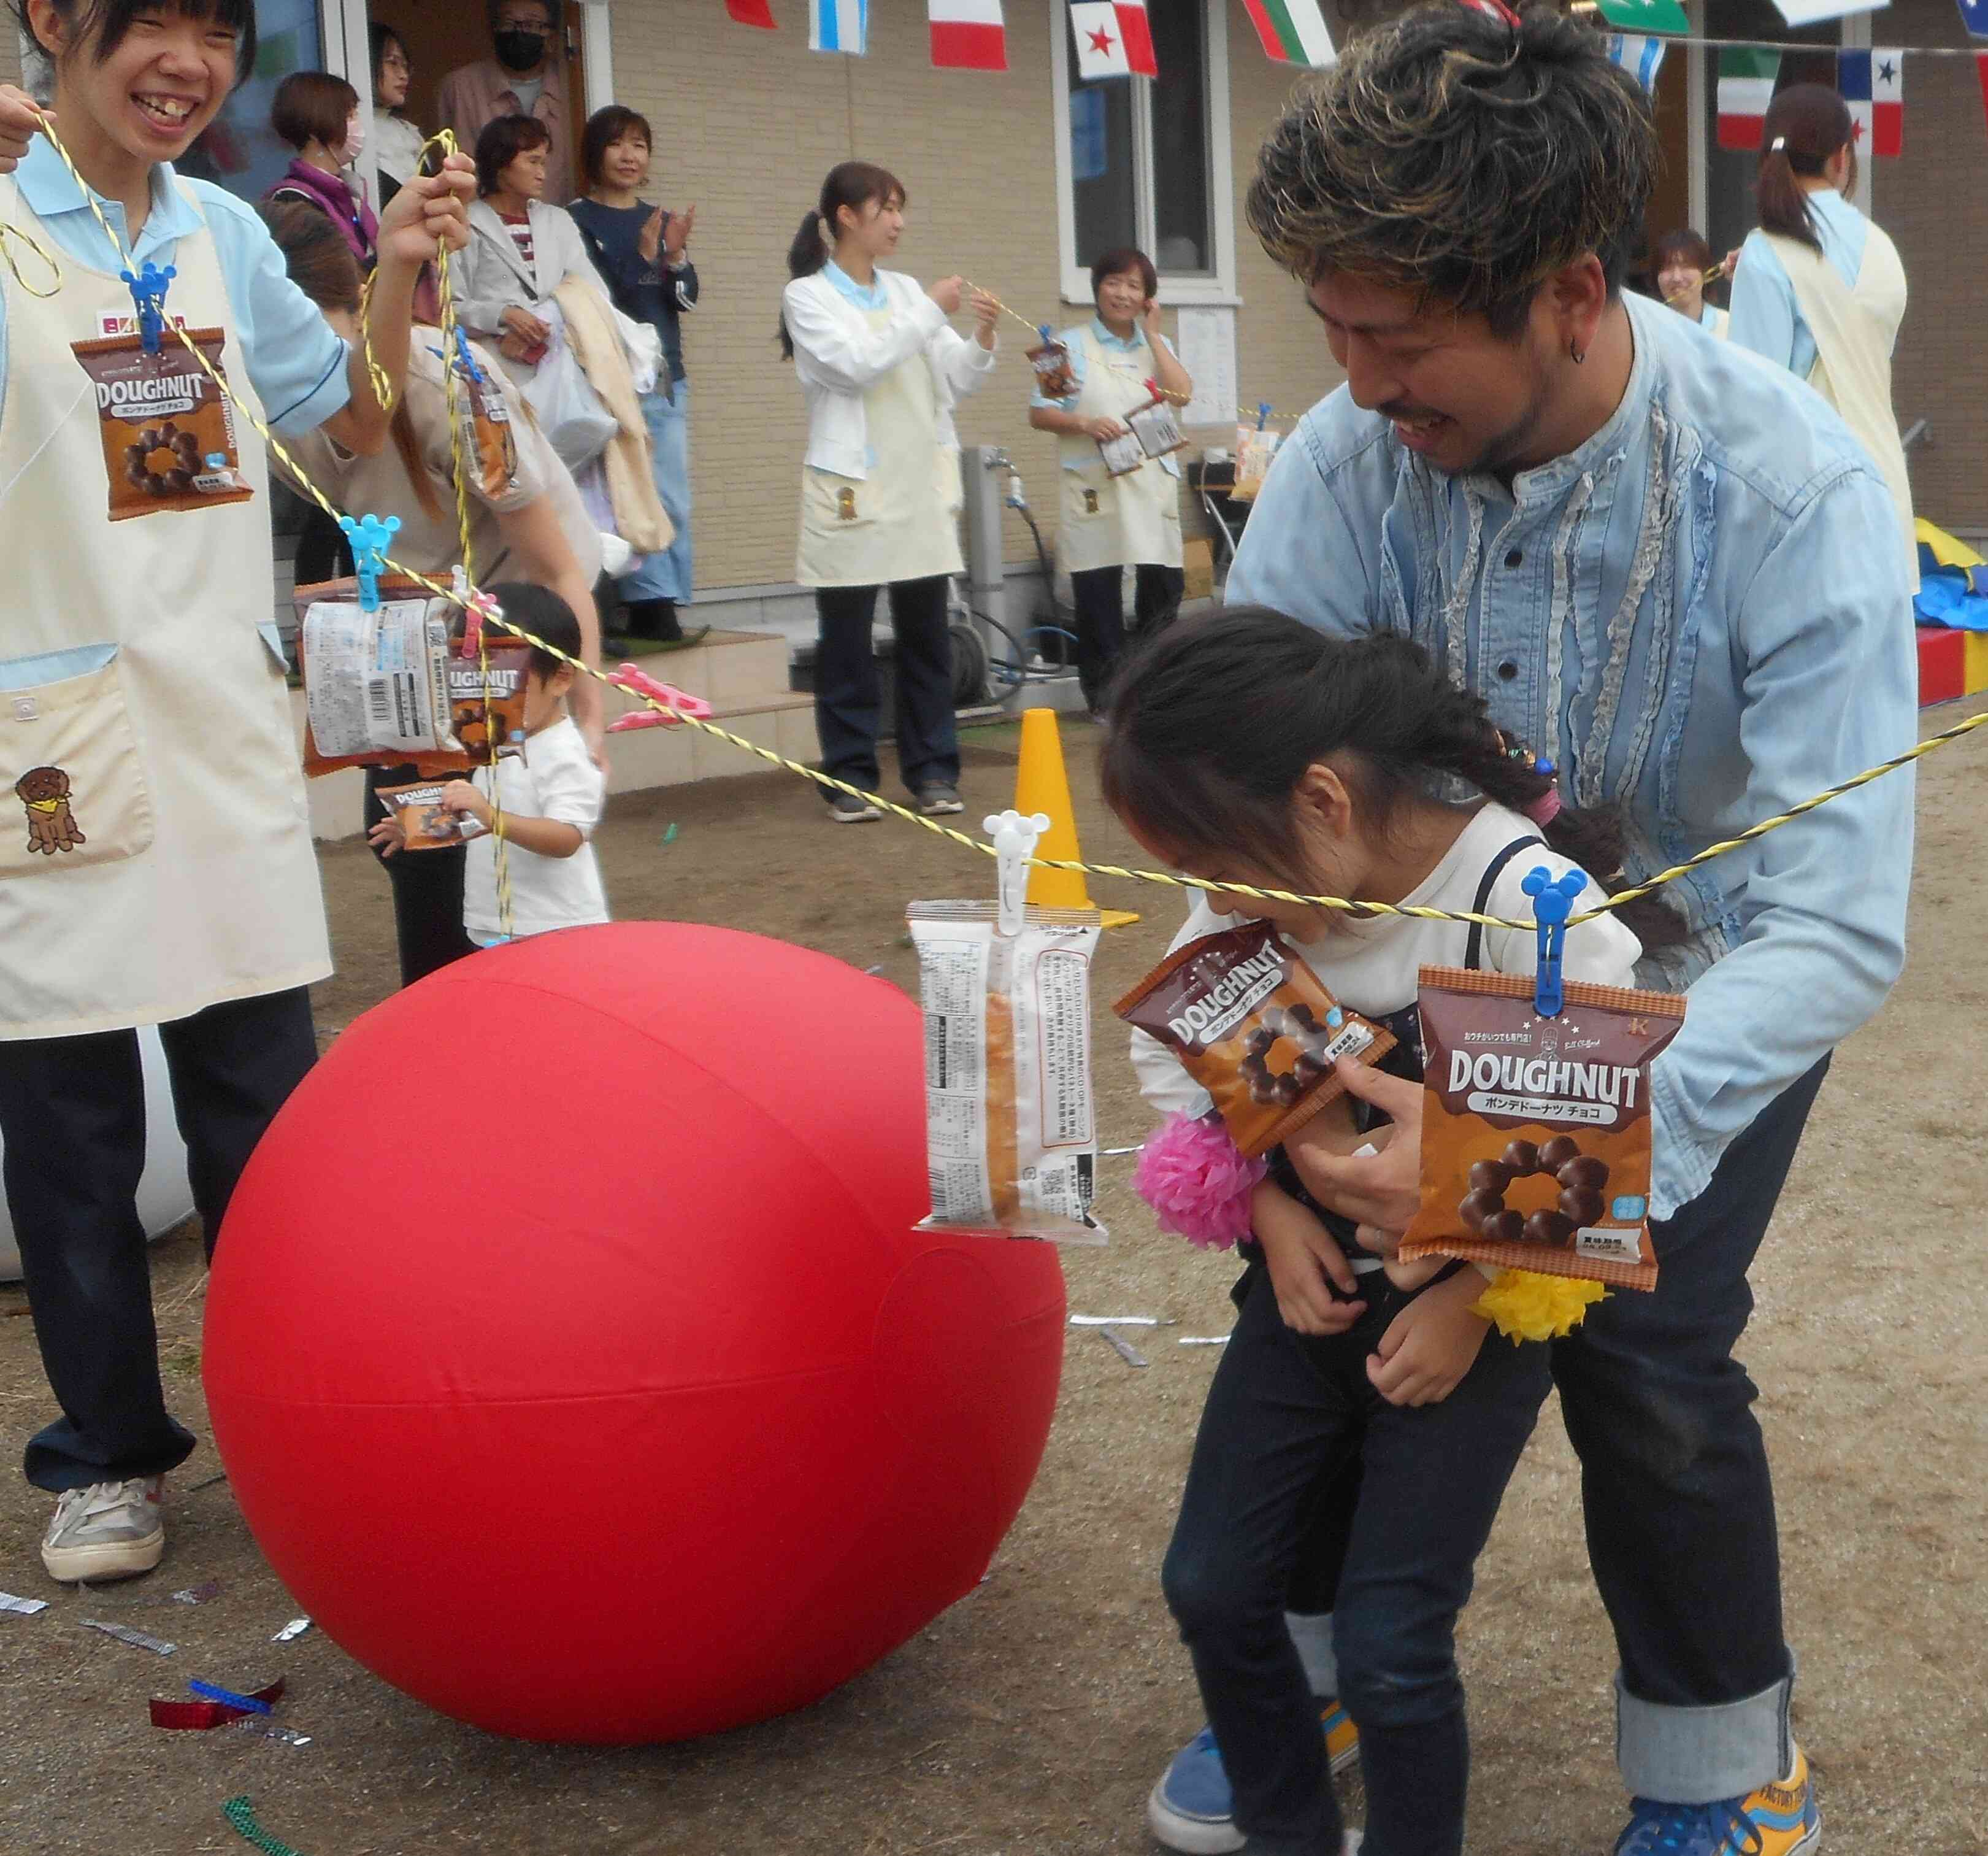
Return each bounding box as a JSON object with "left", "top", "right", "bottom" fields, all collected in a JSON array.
[{"left": 1183, "top": 538, "right": 1215, "bottom": 603}]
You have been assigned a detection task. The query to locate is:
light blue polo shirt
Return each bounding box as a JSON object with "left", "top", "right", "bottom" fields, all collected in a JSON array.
[
  {"left": 1727, "top": 187, "right": 1867, "bottom": 385},
  {"left": 0, "top": 136, "right": 351, "bottom": 436}
]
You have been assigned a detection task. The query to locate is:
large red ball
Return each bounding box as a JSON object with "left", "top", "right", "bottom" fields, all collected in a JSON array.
[{"left": 204, "top": 923, "right": 1066, "bottom": 1744}]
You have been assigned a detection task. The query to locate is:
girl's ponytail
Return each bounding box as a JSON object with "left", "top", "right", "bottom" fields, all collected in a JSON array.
[
  {"left": 1754, "top": 84, "right": 1854, "bottom": 256},
  {"left": 775, "top": 159, "right": 907, "bottom": 360},
  {"left": 776, "top": 209, "right": 830, "bottom": 359}
]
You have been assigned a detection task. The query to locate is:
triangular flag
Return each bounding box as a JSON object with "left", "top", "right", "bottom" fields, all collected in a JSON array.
[
  {"left": 1840, "top": 47, "right": 1903, "bottom": 157},
  {"left": 1772, "top": 0, "right": 1884, "bottom": 23},
  {"left": 929, "top": 0, "right": 1006, "bottom": 67},
  {"left": 1603, "top": 33, "right": 1668, "bottom": 93},
  {"left": 1070, "top": 0, "right": 1156, "bottom": 77},
  {"left": 1238, "top": 0, "right": 1335, "bottom": 68},
  {"left": 810, "top": 0, "right": 866, "bottom": 53},
  {"left": 1717, "top": 46, "right": 1781, "bottom": 150},
  {"left": 726, "top": 0, "right": 777, "bottom": 28},
  {"left": 1593, "top": 0, "right": 1690, "bottom": 36},
  {"left": 1961, "top": 0, "right": 1988, "bottom": 38}
]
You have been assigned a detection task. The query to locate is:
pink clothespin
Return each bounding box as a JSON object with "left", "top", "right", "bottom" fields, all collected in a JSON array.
[
  {"left": 605, "top": 661, "right": 713, "bottom": 733},
  {"left": 458, "top": 588, "right": 499, "bottom": 660}
]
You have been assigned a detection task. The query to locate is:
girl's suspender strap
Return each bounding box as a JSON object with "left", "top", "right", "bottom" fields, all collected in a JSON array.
[{"left": 1463, "top": 835, "right": 1546, "bottom": 972}]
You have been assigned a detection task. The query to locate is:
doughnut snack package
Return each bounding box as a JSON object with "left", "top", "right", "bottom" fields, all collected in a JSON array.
[
  {"left": 1399, "top": 966, "right": 1687, "bottom": 1290},
  {"left": 1026, "top": 337, "right": 1078, "bottom": 401},
  {"left": 73, "top": 329, "right": 253, "bottom": 522},
  {"left": 1115, "top": 922, "right": 1395, "bottom": 1158},
  {"left": 374, "top": 779, "right": 488, "bottom": 851},
  {"left": 908, "top": 900, "right": 1106, "bottom": 1245},
  {"left": 448, "top": 344, "right": 522, "bottom": 501}
]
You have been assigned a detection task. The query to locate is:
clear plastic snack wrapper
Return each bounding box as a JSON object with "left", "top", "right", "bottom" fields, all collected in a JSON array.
[
  {"left": 299, "top": 584, "right": 459, "bottom": 767},
  {"left": 908, "top": 812, "right": 1105, "bottom": 1244}
]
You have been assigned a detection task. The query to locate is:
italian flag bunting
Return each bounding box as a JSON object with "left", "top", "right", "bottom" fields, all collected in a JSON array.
[
  {"left": 1238, "top": 0, "right": 1336, "bottom": 68},
  {"left": 1716, "top": 47, "right": 1781, "bottom": 151},
  {"left": 929, "top": 0, "right": 1007, "bottom": 68}
]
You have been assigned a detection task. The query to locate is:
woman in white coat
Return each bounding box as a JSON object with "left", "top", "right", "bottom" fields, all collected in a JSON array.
[
  {"left": 1027, "top": 247, "right": 1193, "bottom": 715},
  {"left": 1729, "top": 85, "right": 1914, "bottom": 579},
  {"left": 780, "top": 161, "right": 997, "bottom": 822}
]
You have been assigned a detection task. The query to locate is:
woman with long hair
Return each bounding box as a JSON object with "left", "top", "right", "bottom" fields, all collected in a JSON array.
[
  {"left": 265, "top": 69, "right": 375, "bottom": 268},
  {"left": 261, "top": 200, "right": 604, "bottom": 989},
  {"left": 1729, "top": 83, "right": 1914, "bottom": 574},
  {"left": 370, "top": 23, "right": 426, "bottom": 211},
  {"left": 780, "top": 161, "right": 997, "bottom": 822},
  {"left": 1652, "top": 227, "right": 1727, "bottom": 338}
]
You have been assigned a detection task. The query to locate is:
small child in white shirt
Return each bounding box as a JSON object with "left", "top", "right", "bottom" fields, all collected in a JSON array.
[{"left": 370, "top": 583, "right": 609, "bottom": 944}]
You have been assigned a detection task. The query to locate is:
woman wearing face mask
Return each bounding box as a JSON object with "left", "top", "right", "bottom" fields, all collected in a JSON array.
[
  {"left": 370, "top": 23, "right": 425, "bottom": 211},
  {"left": 265, "top": 69, "right": 375, "bottom": 268},
  {"left": 437, "top": 0, "right": 571, "bottom": 206},
  {"left": 1729, "top": 83, "right": 1914, "bottom": 576},
  {"left": 1652, "top": 228, "right": 1727, "bottom": 339},
  {"left": 780, "top": 161, "right": 998, "bottom": 823},
  {"left": 1027, "top": 246, "right": 1194, "bottom": 715}
]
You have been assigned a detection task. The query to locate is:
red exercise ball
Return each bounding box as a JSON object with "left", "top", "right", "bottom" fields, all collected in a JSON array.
[{"left": 204, "top": 923, "right": 1067, "bottom": 1744}]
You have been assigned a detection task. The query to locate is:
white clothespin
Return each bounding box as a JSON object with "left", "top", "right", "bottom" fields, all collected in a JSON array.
[{"left": 985, "top": 809, "right": 1050, "bottom": 938}]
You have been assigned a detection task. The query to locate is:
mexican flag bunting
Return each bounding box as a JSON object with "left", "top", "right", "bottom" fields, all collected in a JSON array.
[
  {"left": 1070, "top": 0, "right": 1157, "bottom": 78},
  {"left": 929, "top": 0, "right": 1007, "bottom": 68},
  {"left": 1238, "top": 0, "right": 1336, "bottom": 68},
  {"left": 1838, "top": 47, "right": 1903, "bottom": 158},
  {"left": 1716, "top": 47, "right": 1781, "bottom": 150}
]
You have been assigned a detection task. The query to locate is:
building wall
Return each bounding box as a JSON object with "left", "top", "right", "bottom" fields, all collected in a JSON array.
[{"left": 2, "top": 28, "right": 21, "bottom": 88}]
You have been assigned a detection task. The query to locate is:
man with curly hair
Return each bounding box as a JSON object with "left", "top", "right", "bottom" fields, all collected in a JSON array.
[{"left": 1141, "top": 7, "right": 1914, "bottom": 1855}]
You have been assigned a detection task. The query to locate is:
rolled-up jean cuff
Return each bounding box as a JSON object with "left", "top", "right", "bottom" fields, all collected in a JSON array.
[{"left": 1614, "top": 1661, "right": 1794, "bottom": 1802}]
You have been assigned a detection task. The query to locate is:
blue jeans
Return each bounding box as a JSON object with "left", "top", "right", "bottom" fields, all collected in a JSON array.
[
  {"left": 621, "top": 381, "right": 694, "bottom": 604},
  {"left": 1162, "top": 1263, "right": 1552, "bottom": 1856}
]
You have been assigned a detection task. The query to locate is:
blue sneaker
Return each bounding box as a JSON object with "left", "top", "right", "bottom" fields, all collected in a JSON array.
[
  {"left": 1614, "top": 1748, "right": 1821, "bottom": 1855},
  {"left": 1145, "top": 1704, "right": 1361, "bottom": 1855}
]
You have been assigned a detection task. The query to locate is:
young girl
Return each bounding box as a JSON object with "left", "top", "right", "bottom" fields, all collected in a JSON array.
[
  {"left": 779, "top": 161, "right": 997, "bottom": 822},
  {"left": 1108, "top": 609, "right": 1671, "bottom": 1856},
  {"left": 0, "top": 4, "right": 470, "bottom": 1585},
  {"left": 570, "top": 104, "right": 699, "bottom": 645}
]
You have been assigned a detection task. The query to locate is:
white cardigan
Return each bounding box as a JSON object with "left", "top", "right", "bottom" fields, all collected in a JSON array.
[
  {"left": 455, "top": 198, "right": 614, "bottom": 337},
  {"left": 781, "top": 266, "right": 996, "bottom": 479}
]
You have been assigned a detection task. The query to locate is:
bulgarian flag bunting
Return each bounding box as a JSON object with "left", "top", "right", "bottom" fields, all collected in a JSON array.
[
  {"left": 929, "top": 0, "right": 1007, "bottom": 68},
  {"left": 1838, "top": 47, "right": 1903, "bottom": 156},
  {"left": 811, "top": 0, "right": 867, "bottom": 54},
  {"left": 1238, "top": 0, "right": 1336, "bottom": 68},
  {"left": 1070, "top": 0, "right": 1157, "bottom": 78},
  {"left": 726, "top": 0, "right": 777, "bottom": 28},
  {"left": 1716, "top": 47, "right": 1781, "bottom": 150}
]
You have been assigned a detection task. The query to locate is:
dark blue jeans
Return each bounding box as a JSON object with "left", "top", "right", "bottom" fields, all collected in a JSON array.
[
  {"left": 1162, "top": 1263, "right": 1552, "bottom": 1856},
  {"left": 812, "top": 576, "right": 959, "bottom": 797}
]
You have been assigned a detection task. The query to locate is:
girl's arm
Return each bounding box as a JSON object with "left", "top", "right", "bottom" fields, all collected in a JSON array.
[
  {"left": 1254, "top": 1179, "right": 1364, "bottom": 1336},
  {"left": 439, "top": 781, "right": 583, "bottom": 857},
  {"left": 784, "top": 277, "right": 951, "bottom": 391},
  {"left": 1365, "top": 1266, "right": 1491, "bottom": 1407},
  {"left": 320, "top": 160, "right": 476, "bottom": 456},
  {"left": 930, "top": 291, "right": 998, "bottom": 400},
  {"left": 1726, "top": 234, "right": 1802, "bottom": 375}
]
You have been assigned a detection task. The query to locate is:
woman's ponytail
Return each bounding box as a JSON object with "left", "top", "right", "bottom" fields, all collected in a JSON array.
[
  {"left": 1754, "top": 84, "right": 1854, "bottom": 255},
  {"left": 775, "top": 159, "right": 908, "bottom": 360},
  {"left": 776, "top": 210, "right": 830, "bottom": 358}
]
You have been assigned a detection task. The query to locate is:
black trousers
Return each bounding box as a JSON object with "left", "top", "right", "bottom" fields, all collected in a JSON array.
[
  {"left": 812, "top": 576, "right": 959, "bottom": 796},
  {"left": 364, "top": 764, "right": 477, "bottom": 988},
  {"left": 1068, "top": 562, "right": 1184, "bottom": 711},
  {"left": 1163, "top": 1263, "right": 1551, "bottom": 1856},
  {"left": 0, "top": 988, "right": 318, "bottom": 1493}
]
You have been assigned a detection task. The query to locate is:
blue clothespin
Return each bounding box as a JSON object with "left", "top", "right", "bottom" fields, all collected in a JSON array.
[
  {"left": 451, "top": 325, "right": 487, "bottom": 386},
  {"left": 1522, "top": 865, "right": 1587, "bottom": 1019},
  {"left": 1256, "top": 401, "right": 1272, "bottom": 431},
  {"left": 339, "top": 512, "right": 401, "bottom": 614},
  {"left": 188, "top": 1679, "right": 273, "bottom": 1716},
  {"left": 1038, "top": 323, "right": 1053, "bottom": 344},
  {"left": 120, "top": 261, "right": 175, "bottom": 353}
]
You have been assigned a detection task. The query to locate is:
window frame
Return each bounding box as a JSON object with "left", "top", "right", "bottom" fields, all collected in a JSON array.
[{"left": 1048, "top": 0, "right": 1240, "bottom": 308}]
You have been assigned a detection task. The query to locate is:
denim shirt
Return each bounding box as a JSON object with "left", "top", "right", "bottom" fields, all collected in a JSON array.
[{"left": 1228, "top": 290, "right": 1916, "bottom": 1220}]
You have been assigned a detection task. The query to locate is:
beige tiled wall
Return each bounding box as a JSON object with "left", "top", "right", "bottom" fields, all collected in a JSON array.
[{"left": 2, "top": 27, "right": 21, "bottom": 88}]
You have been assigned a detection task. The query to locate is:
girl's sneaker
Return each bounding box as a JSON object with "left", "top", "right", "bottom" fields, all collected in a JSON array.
[
  {"left": 1613, "top": 1747, "right": 1820, "bottom": 1855},
  {"left": 1145, "top": 1703, "right": 1361, "bottom": 1855}
]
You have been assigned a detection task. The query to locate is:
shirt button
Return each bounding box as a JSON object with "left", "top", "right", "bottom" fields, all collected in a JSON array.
[
  {"left": 1496, "top": 659, "right": 1519, "bottom": 681},
  {"left": 1504, "top": 549, "right": 1523, "bottom": 569}
]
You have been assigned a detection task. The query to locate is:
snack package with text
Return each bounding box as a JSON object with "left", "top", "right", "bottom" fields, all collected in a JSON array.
[
  {"left": 374, "top": 779, "right": 488, "bottom": 850},
  {"left": 910, "top": 896, "right": 1105, "bottom": 1245},
  {"left": 74, "top": 328, "right": 254, "bottom": 522},
  {"left": 1116, "top": 922, "right": 1395, "bottom": 1158},
  {"left": 1229, "top": 425, "right": 1281, "bottom": 503},
  {"left": 1399, "top": 966, "right": 1686, "bottom": 1290}
]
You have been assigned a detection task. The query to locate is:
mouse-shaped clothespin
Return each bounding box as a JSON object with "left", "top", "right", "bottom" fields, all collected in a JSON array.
[
  {"left": 985, "top": 810, "right": 1051, "bottom": 939},
  {"left": 1522, "top": 866, "right": 1587, "bottom": 1019},
  {"left": 338, "top": 513, "right": 400, "bottom": 614},
  {"left": 1256, "top": 401, "right": 1272, "bottom": 431},
  {"left": 605, "top": 662, "right": 713, "bottom": 731},
  {"left": 120, "top": 261, "right": 175, "bottom": 353}
]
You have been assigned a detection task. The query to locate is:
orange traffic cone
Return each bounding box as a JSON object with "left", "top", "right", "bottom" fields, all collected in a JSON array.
[{"left": 1013, "top": 708, "right": 1140, "bottom": 929}]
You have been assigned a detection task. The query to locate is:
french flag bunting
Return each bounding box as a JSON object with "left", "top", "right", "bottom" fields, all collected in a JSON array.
[
  {"left": 1071, "top": 1, "right": 1157, "bottom": 78},
  {"left": 811, "top": 0, "right": 866, "bottom": 53},
  {"left": 726, "top": 0, "right": 777, "bottom": 28},
  {"left": 929, "top": 0, "right": 1007, "bottom": 68},
  {"left": 1839, "top": 48, "right": 1903, "bottom": 158}
]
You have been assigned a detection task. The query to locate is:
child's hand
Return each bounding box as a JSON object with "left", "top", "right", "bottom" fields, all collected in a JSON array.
[
  {"left": 1253, "top": 1181, "right": 1364, "bottom": 1337},
  {"left": 367, "top": 815, "right": 408, "bottom": 858},
  {"left": 1381, "top": 1253, "right": 1446, "bottom": 1292},
  {"left": 440, "top": 780, "right": 494, "bottom": 828},
  {"left": 1367, "top": 1271, "right": 1490, "bottom": 1408}
]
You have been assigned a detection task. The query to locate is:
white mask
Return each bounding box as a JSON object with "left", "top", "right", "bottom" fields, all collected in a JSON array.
[{"left": 339, "top": 110, "right": 365, "bottom": 165}]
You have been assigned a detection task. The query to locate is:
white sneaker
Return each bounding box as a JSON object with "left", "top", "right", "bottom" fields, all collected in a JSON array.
[{"left": 40, "top": 1476, "right": 164, "bottom": 1582}]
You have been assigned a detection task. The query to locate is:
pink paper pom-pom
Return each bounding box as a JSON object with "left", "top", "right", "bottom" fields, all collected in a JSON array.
[{"left": 1133, "top": 1113, "right": 1266, "bottom": 1251}]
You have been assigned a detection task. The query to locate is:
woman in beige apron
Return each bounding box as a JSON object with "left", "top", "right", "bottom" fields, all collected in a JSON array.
[
  {"left": 0, "top": 12, "right": 471, "bottom": 1587},
  {"left": 779, "top": 161, "right": 997, "bottom": 822},
  {"left": 1029, "top": 248, "right": 1193, "bottom": 715},
  {"left": 1729, "top": 85, "right": 1915, "bottom": 580}
]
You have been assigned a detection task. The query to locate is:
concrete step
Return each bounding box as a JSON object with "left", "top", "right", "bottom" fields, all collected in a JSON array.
[{"left": 607, "top": 630, "right": 791, "bottom": 712}]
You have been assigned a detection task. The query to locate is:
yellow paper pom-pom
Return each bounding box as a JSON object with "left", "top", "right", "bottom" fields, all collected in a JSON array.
[{"left": 1470, "top": 1268, "right": 1608, "bottom": 1344}]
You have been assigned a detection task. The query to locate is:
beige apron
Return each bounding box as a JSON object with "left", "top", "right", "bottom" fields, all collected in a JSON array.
[
  {"left": 796, "top": 304, "right": 963, "bottom": 590},
  {"left": 1057, "top": 325, "right": 1181, "bottom": 574},
  {"left": 0, "top": 174, "right": 329, "bottom": 1039},
  {"left": 1765, "top": 221, "right": 1916, "bottom": 577}
]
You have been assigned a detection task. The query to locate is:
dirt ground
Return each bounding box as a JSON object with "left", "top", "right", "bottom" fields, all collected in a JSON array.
[{"left": 3, "top": 707, "right": 1985, "bottom": 1856}]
